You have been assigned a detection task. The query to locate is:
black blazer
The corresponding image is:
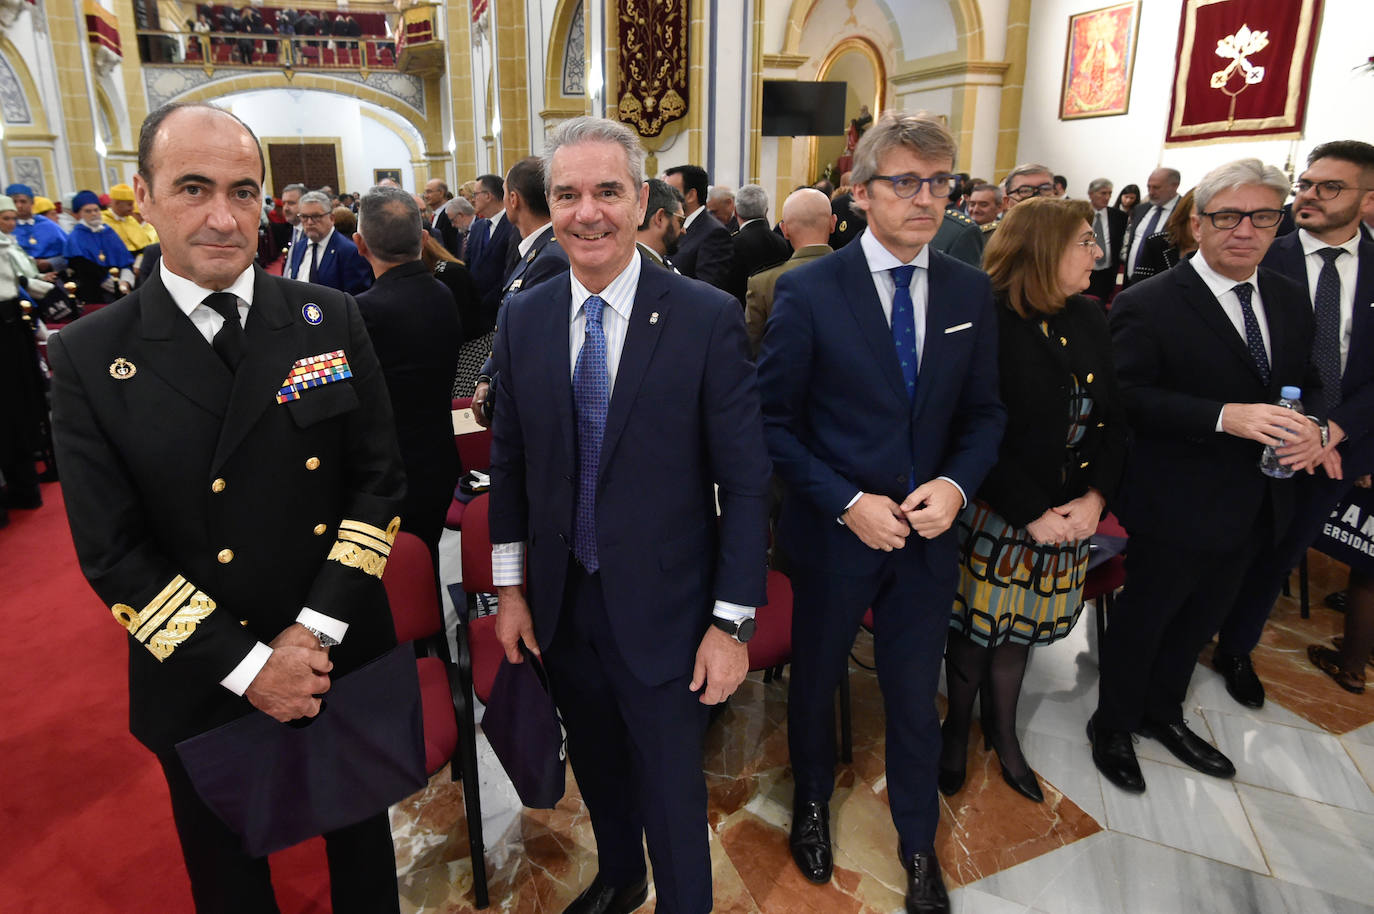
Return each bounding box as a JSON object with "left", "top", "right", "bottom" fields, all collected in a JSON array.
[
  {"left": 673, "top": 209, "right": 733, "bottom": 290},
  {"left": 433, "top": 258, "right": 486, "bottom": 336},
  {"left": 1087, "top": 207, "right": 1128, "bottom": 299},
  {"left": 725, "top": 219, "right": 790, "bottom": 304},
  {"left": 828, "top": 193, "right": 865, "bottom": 249},
  {"left": 978, "top": 294, "right": 1127, "bottom": 528},
  {"left": 1131, "top": 232, "right": 1183, "bottom": 282},
  {"left": 1262, "top": 231, "right": 1374, "bottom": 452},
  {"left": 1109, "top": 259, "right": 1321, "bottom": 545},
  {"left": 49, "top": 268, "right": 404, "bottom": 752},
  {"left": 433, "top": 209, "right": 463, "bottom": 258},
  {"left": 356, "top": 260, "right": 464, "bottom": 528}
]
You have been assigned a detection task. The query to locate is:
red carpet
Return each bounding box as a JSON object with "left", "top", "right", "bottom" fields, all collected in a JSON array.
[{"left": 0, "top": 483, "right": 332, "bottom": 912}]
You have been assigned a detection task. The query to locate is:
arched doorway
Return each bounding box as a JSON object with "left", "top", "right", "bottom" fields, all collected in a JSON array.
[{"left": 811, "top": 37, "right": 885, "bottom": 182}]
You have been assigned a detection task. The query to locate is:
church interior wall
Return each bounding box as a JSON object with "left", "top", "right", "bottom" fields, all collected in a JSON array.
[{"left": 1015, "top": 0, "right": 1374, "bottom": 195}]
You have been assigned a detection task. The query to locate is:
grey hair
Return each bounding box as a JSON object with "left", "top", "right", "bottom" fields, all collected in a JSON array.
[
  {"left": 735, "top": 184, "right": 769, "bottom": 220},
  {"left": 707, "top": 185, "right": 735, "bottom": 204},
  {"left": 445, "top": 196, "right": 475, "bottom": 217},
  {"left": 851, "top": 111, "right": 957, "bottom": 186},
  {"left": 1002, "top": 163, "right": 1053, "bottom": 193},
  {"left": 1087, "top": 177, "right": 1113, "bottom": 194},
  {"left": 1155, "top": 167, "right": 1182, "bottom": 188},
  {"left": 970, "top": 182, "right": 1003, "bottom": 204},
  {"left": 542, "top": 116, "right": 646, "bottom": 195},
  {"left": 1193, "top": 158, "right": 1289, "bottom": 213},
  {"left": 298, "top": 190, "right": 331, "bottom": 210},
  {"left": 282, "top": 183, "right": 307, "bottom": 197},
  {"left": 358, "top": 184, "right": 423, "bottom": 262}
]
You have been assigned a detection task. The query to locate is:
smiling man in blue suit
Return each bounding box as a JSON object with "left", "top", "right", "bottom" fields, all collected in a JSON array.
[
  {"left": 758, "top": 112, "right": 1005, "bottom": 914},
  {"left": 286, "top": 190, "right": 371, "bottom": 295},
  {"left": 488, "top": 116, "right": 770, "bottom": 914}
]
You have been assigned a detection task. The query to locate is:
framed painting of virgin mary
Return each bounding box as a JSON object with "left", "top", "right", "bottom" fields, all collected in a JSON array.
[{"left": 1060, "top": 2, "right": 1140, "bottom": 120}]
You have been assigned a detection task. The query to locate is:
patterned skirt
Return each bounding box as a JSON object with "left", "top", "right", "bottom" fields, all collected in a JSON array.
[
  {"left": 950, "top": 500, "right": 1090, "bottom": 647},
  {"left": 452, "top": 330, "right": 495, "bottom": 399}
]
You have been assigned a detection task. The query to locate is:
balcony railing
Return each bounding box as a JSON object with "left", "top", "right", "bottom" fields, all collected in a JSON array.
[{"left": 135, "top": 29, "right": 398, "bottom": 75}]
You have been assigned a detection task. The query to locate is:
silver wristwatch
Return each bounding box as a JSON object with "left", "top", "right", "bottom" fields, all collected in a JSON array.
[{"left": 303, "top": 624, "right": 340, "bottom": 647}]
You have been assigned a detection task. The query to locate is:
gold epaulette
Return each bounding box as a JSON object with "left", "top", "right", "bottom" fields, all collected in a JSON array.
[
  {"left": 327, "top": 516, "right": 401, "bottom": 579},
  {"left": 111, "top": 575, "right": 218, "bottom": 661}
]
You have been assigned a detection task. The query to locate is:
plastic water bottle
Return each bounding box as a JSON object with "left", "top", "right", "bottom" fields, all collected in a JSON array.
[{"left": 1260, "top": 386, "right": 1303, "bottom": 479}]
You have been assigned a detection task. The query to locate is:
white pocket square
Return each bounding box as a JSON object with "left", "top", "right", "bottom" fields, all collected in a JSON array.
[{"left": 944, "top": 322, "right": 973, "bottom": 334}]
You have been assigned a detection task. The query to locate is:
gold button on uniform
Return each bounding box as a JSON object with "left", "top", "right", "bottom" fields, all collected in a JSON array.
[
  {"left": 305, "top": 457, "right": 321, "bottom": 470},
  {"left": 211, "top": 478, "right": 227, "bottom": 493},
  {"left": 313, "top": 524, "right": 327, "bottom": 536},
  {"left": 217, "top": 548, "right": 234, "bottom": 564},
  {"left": 1085, "top": 372, "right": 1095, "bottom": 384}
]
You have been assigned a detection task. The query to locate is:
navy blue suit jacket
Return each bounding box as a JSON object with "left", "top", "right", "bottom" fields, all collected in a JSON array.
[
  {"left": 1261, "top": 231, "right": 1374, "bottom": 454},
  {"left": 488, "top": 257, "right": 771, "bottom": 686},
  {"left": 289, "top": 230, "right": 372, "bottom": 295},
  {"left": 468, "top": 214, "right": 518, "bottom": 308},
  {"left": 758, "top": 237, "right": 1006, "bottom": 577}
]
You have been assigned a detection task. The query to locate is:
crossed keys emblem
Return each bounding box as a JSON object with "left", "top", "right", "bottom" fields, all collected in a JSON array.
[{"left": 1210, "top": 24, "right": 1269, "bottom": 127}]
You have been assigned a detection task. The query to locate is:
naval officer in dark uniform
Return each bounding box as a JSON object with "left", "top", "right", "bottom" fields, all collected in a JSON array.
[{"left": 49, "top": 102, "right": 406, "bottom": 914}]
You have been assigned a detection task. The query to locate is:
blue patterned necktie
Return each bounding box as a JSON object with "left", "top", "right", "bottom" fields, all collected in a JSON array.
[
  {"left": 572, "top": 294, "right": 609, "bottom": 572},
  {"left": 1313, "top": 247, "right": 1345, "bottom": 412},
  {"left": 890, "top": 265, "right": 918, "bottom": 399},
  {"left": 1131, "top": 205, "right": 1163, "bottom": 275},
  {"left": 1233, "top": 282, "right": 1270, "bottom": 387}
]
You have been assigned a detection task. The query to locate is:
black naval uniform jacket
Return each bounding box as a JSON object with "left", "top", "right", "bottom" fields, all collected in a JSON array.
[{"left": 50, "top": 266, "right": 405, "bottom": 754}]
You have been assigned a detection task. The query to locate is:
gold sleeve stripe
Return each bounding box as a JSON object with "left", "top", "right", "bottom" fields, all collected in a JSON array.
[
  {"left": 111, "top": 574, "right": 188, "bottom": 634},
  {"left": 327, "top": 540, "right": 389, "bottom": 579},
  {"left": 134, "top": 581, "right": 196, "bottom": 642},
  {"left": 337, "top": 528, "right": 392, "bottom": 553},
  {"left": 338, "top": 516, "right": 401, "bottom": 551},
  {"left": 146, "top": 591, "right": 217, "bottom": 662}
]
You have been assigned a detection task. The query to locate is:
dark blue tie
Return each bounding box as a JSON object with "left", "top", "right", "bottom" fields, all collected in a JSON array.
[
  {"left": 1131, "top": 205, "right": 1163, "bottom": 275},
  {"left": 572, "top": 294, "right": 609, "bottom": 572},
  {"left": 891, "top": 265, "right": 918, "bottom": 399},
  {"left": 1234, "top": 282, "right": 1270, "bottom": 387},
  {"left": 1313, "top": 247, "right": 1344, "bottom": 412}
]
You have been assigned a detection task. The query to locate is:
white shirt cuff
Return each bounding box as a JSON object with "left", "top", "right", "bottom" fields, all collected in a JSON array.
[
  {"left": 1216, "top": 405, "right": 1226, "bottom": 433},
  {"left": 492, "top": 541, "right": 526, "bottom": 587},
  {"left": 220, "top": 642, "right": 273, "bottom": 696},
  {"left": 712, "top": 600, "right": 756, "bottom": 621},
  {"left": 936, "top": 476, "right": 968, "bottom": 509},
  {"left": 838, "top": 491, "right": 863, "bottom": 524},
  {"left": 297, "top": 607, "right": 347, "bottom": 643}
]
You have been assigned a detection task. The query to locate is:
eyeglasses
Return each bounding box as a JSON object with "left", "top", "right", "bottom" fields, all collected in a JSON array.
[
  {"left": 298, "top": 212, "right": 330, "bottom": 223},
  {"left": 1196, "top": 208, "right": 1284, "bottom": 230},
  {"left": 869, "top": 173, "right": 954, "bottom": 199},
  {"left": 1007, "top": 182, "right": 1055, "bottom": 201},
  {"left": 1073, "top": 235, "right": 1102, "bottom": 251},
  {"left": 1293, "top": 179, "right": 1372, "bottom": 200}
]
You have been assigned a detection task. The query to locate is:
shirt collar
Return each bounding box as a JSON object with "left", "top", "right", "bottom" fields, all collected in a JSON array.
[
  {"left": 1298, "top": 227, "right": 1361, "bottom": 258},
  {"left": 570, "top": 251, "right": 642, "bottom": 324},
  {"left": 160, "top": 259, "right": 257, "bottom": 318},
  {"left": 635, "top": 241, "right": 665, "bottom": 265},
  {"left": 738, "top": 218, "right": 764, "bottom": 230},
  {"left": 1192, "top": 251, "right": 1258, "bottom": 299},
  {"left": 858, "top": 227, "right": 930, "bottom": 273},
  {"left": 17, "top": 219, "right": 33, "bottom": 225},
  {"left": 517, "top": 222, "right": 553, "bottom": 258}
]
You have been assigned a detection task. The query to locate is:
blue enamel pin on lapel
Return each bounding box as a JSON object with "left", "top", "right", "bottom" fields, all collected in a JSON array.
[
  {"left": 303, "top": 302, "right": 323, "bottom": 325},
  {"left": 109, "top": 357, "right": 136, "bottom": 380}
]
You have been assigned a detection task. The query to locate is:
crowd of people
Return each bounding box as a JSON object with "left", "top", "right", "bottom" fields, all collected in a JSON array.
[
  {"left": 141, "top": 3, "right": 392, "bottom": 67},
  {"left": 7, "top": 99, "right": 1373, "bottom": 914}
]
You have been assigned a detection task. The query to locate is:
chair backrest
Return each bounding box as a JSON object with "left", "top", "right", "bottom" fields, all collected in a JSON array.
[
  {"left": 383, "top": 531, "right": 443, "bottom": 643},
  {"left": 452, "top": 397, "right": 493, "bottom": 472},
  {"left": 459, "top": 493, "right": 495, "bottom": 595}
]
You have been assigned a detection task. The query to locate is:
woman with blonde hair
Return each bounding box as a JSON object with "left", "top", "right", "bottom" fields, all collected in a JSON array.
[{"left": 939, "top": 197, "right": 1128, "bottom": 802}]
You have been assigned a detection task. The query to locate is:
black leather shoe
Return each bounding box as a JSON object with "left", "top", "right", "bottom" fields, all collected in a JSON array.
[
  {"left": 937, "top": 766, "right": 966, "bottom": 797},
  {"left": 1213, "top": 650, "right": 1265, "bottom": 708},
  {"left": 999, "top": 762, "right": 1045, "bottom": 803},
  {"left": 789, "top": 797, "right": 833, "bottom": 884},
  {"left": 562, "top": 874, "right": 649, "bottom": 914},
  {"left": 1140, "top": 719, "right": 1236, "bottom": 779},
  {"left": 1087, "top": 716, "right": 1145, "bottom": 794},
  {"left": 901, "top": 850, "right": 949, "bottom": 913},
  {"left": 1325, "top": 590, "right": 1349, "bottom": 613}
]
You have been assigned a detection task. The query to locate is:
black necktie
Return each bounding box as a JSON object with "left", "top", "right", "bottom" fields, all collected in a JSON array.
[
  {"left": 1313, "top": 247, "right": 1345, "bottom": 412},
  {"left": 1233, "top": 282, "right": 1270, "bottom": 386},
  {"left": 308, "top": 242, "right": 319, "bottom": 283},
  {"left": 203, "top": 292, "right": 245, "bottom": 370}
]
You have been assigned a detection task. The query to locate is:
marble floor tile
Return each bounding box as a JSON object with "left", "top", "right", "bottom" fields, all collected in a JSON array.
[
  {"left": 1184, "top": 661, "right": 1327, "bottom": 734},
  {"left": 1100, "top": 758, "right": 1266, "bottom": 872},
  {"left": 967, "top": 830, "right": 1374, "bottom": 914},
  {"left": 1344, "top": 738, "right": 1374, "bottom": 793},
  {"left": 1344, "top": 720, "right": 1374, "bottom": 747},
  {"left": 1203, "top": 709, "right": 1374, "bottom": 813},
  {"left": 949, "top": 886, "right": 1049, "bottom": 914},
  {"left": 1018, "top": 728, "right": 1107, "bottom": 825},
  {"left": 1238, "top": 783, "right": 1374, "bottom": 906}
]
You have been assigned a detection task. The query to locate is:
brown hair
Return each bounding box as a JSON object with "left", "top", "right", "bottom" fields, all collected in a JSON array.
[
  {"left": 420, "top": 232, "right": 460, "bottom": 270},
  {"left": 332, "top": 206, "right": 356, "bottom": 236},
  {"left": 982, "top": 197, "right": 1094, "bottom": 318},
  {"left": 1164, "top": 188, "right": 1196, "bottom": 252}
]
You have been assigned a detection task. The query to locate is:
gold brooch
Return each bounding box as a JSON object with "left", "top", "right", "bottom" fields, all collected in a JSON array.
[{"left": 109, "top": 357, "right": 137, "bottom": 380}]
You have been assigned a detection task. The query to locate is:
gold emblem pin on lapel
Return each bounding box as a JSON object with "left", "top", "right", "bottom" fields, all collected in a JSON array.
[
  {"left": 649, "top": 312, "right": 659, "bottom": 325},
  {"left": 109, "top": 357, "right": 137, "bottom": 380}
]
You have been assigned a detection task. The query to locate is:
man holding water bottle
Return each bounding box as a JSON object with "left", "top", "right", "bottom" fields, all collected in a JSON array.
[{"left": 1088, "top": 158, "right": 1326, "bottom": 795}]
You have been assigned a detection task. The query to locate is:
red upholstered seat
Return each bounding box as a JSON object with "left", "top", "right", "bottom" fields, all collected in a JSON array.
[
  {"left": 747, "top": 571, "right": 793, "bottom": 672},
  {"left": 1084, "top": 554, "right": 1126, "bottom": 601},
  {"left": 459, "top": 494, "right": 495, "bottom": 593},
  {"left": 416, "top": 656, "right": 458, "bottom": 773},
  {"left": 468, "top": 614, "right": 503, "bottom": 704},
  {"left": 445, "top": 499, "right": 466, "bottom": 530},
  {"left": 453, "top": 397, "right": 493, "bottom": 472}
]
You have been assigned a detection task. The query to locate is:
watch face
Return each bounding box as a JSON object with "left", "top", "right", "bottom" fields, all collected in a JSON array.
[{"left": 737, "top": 617, "right": 757, "bottom": 642}]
